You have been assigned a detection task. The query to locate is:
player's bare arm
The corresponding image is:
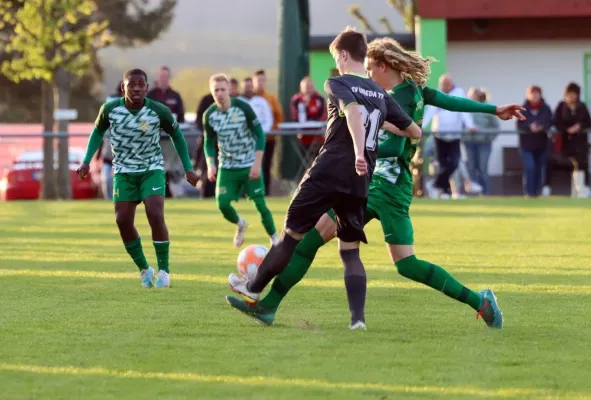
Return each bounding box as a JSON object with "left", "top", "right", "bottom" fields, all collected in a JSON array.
[{"left": 343, "top": 103, "right": 368, "bottom": 176}]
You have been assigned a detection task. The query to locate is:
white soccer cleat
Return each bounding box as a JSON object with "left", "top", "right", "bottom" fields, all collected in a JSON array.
[
  {"left": 349, "top": 321, "right": 367, "bottom": 331},
  {"left": 467, "top": 181, "right": 483, "bottom": 194},
  {"left": 140, "top": 266, "right": 155, "bottom": 288},
  {"left": 234, "top": 218, "right": 248, "bottom": 248},
  {"left": 425, "top": 180, "right": 441, "bottom": 199},
  {"left": 228, "top": 273, "right": 260, "bottom": 302},
  {"left": 155, "top": 270, "right": 170, "bottom": 288}
]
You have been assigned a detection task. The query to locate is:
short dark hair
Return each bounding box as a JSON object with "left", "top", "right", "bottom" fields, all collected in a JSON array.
[
  {"left": 329, "top": 26, "right": 367, "bottom": 62},
  {"left": 123, "top": 68, "right": 148, "bottom": 82},
  {"left": 527, "top": 85, "right": 542, "bottom": 96},
  {"left": 565, "top": 82, "right": 581, "bottom": 97},
  {"left": 160, "top": 66, "right": 170, "bottom": 72},
  {"left": 229, "top": 77, "right": 239, "bottom": 85},
  {"left": 243, "top": 77, "right": 253, "bottom": 83},
  {"left": 254, "top": 69, "right": 265, "bottom": 76}
]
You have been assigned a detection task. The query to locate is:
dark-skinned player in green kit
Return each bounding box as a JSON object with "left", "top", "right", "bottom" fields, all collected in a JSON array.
[
  {"left": 226, "top": 38, "right": 526, "bottom": 329},
  {"left": 77, "top": 69, "right": 199, "bottom": 289}
]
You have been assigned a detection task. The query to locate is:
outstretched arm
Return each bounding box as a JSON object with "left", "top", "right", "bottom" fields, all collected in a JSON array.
[{"left": 423, "top": 87, "right": 525, "bottom": 121}]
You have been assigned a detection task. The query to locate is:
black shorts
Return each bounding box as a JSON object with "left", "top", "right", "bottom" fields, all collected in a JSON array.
[{"left": 285, "top": 179, "right": 368, "bottom": 243}]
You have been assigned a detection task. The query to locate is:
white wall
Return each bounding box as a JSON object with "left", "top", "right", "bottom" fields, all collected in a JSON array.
[{"left": 447, "top": 40, "right": 591, "bottom": 175}]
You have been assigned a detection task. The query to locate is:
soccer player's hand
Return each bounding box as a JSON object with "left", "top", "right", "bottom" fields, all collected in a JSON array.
[
  {"left": 249, "top": 164, "right": 261, "bottom": 180},
  {"left": 185, "top": 171, "right": 199, "bottom": 186},
  {"left": 207, "top": 166, "right": 217, "bottom": 182},
  {"left": 77, "top": 163, "right": 90, "bottom": 179},
  {"left": 355, "top": 156, "right": 367, "bottom": 176},
  {"left": 496, "top": 104, "right": 526, "bottom": 121}
]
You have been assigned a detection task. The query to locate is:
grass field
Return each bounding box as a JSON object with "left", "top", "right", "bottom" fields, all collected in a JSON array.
[{"left": 0, "top": 197, "right": 589, "bottom": 399}]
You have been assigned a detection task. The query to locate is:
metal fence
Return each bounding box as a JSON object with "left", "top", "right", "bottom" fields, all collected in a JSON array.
[{"left": 1, "top": 125, "right": 589, "bottom": 198}]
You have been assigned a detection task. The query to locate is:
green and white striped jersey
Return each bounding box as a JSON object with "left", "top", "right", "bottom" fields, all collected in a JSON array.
[
  {"left": 203, "top": 98, "right": 266, "bottom": 169},
  {"left": 95, "top": 98, "right": 178, "bottom": 174}
]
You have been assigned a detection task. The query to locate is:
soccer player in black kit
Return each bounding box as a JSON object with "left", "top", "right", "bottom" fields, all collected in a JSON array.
[{"left": 227, "top": 27, "right": 422, "bottom": 330}]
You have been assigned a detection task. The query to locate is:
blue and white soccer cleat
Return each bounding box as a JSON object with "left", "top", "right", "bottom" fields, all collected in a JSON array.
[
  {"left": 140, "top": 266, "right": 155, "bottom": 288},
  {"left": 155, "top": 270, "right": 170, "bottom": 288},
  {"left": 477, "top": 288, "right": 503, "bottom": 329}
]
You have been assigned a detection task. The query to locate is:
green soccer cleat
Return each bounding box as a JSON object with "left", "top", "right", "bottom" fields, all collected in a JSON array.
[
  {"left": 477, "top": 288, "right": 504, "bottom": 329},
  {"left": 225, "top": 295, "right": 276, "bottom": 326}
]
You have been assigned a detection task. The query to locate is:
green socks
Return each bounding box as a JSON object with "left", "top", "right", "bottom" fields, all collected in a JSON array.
[
  {"left": 153, "top": 241, "right": 170, "bottom": 273},
  {"left": 252, "top": 196, "right": 277, "bottom": 237},
  {"left": 395, "top": 255, "right": 483, "bottom": 311},
  {"left": 259, "top": 227, "right": 326, "bottom": 309},
  {"left": 124, "top": 238, "right": 150, "bottom": 271}
]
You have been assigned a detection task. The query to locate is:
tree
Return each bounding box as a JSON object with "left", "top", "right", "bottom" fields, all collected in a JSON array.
[
  {"left": 0, "top": 0, "right": 176, "bottom": 199},
  {"left": 386, "top": 0, "right": 417, "bottom": 33},
  {"left": 348, "top": 0, "right": 418, "bottom": 34}
]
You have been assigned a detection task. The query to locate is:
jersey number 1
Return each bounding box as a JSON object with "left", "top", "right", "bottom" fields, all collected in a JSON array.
[{"left": 359, "top": 105, "right": 381, "bottom": 151}]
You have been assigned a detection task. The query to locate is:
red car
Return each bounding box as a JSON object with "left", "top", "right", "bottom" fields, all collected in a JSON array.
[{"left": 0, "top": 148, "right": 98, "bottom": 200}]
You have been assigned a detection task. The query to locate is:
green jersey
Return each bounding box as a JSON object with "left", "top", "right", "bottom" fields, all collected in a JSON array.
[
  {"left": 371, "top": 79, "right": 497, "bottom": 196},
  {"left": 84, "top": 98, "right": 193, "bottom": 174},
  {"left": 203, "top": 98, "right": 266, "bottom": 169}
]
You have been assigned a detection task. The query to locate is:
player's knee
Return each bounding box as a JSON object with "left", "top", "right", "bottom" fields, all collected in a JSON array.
[
  {"left": 251, "top": 197, "right": 270, "bottom": 214},
  {"left": 145, "top": 206, "right": 164, "bottom": 225},
  {"left": 394, "top": 255, "right": 417, "bottom": 279},
  {"left": 315, "top": 214, "right": 337, "bottom": 242},
  {"left": 115, "top": 212, "right": 133, "bottom": 229},
  {"left": 216, "top": 195, "right": 231, "bottom": 212}
]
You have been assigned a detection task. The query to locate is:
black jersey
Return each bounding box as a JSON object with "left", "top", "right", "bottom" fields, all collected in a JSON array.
[{"left": 304, "top": 74, "right": 412, "bottom": 197}]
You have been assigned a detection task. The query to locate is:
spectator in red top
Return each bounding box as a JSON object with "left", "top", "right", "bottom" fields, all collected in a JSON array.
[{"left": 290, "top": 76, "right": 326, "bottom": 160}]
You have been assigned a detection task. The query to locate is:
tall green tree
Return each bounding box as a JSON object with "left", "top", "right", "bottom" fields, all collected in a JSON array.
[{"left": 0, "top": 0, "right": 176, "bottom": 200}]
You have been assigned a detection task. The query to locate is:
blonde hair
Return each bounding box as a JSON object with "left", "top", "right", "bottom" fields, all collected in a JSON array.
[
  {"left": 209, "top": 73, "right": 229, "bottom": 85},
  {"left": 367, "top": 37, "right": 435, "bottom": 86}
]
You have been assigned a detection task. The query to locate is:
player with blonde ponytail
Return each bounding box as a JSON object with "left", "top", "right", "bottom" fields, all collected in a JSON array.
[{"left": 227, "top": 35, "right": 526, "bottom": 331}]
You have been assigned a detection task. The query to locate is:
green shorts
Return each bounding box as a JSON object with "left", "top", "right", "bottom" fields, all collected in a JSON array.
[
  {"left": 365, "top": 179, "right": 414, "bottom": 245},
  {"left": 113, "top": 170, "right": 166, "bottom": 203},
  {"left": 216, "top": 167, "right": 265, "bottom": 200}
]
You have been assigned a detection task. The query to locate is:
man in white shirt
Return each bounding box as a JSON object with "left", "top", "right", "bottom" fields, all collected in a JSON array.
[
  {"left": 240, "top": 77, "right": 274, "bottom": 134},
  {"left": 423, "top": 74, "right": 475, "bottom": 198}
]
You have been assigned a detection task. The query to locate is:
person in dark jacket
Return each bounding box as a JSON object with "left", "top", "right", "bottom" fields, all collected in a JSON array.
[
  {"left": 551, "top": 82, "right": 591, "bottom": 195},
  {"left": 147, "top": 66, "right": 186, "bottom": 197},
  {"left": 517, "top": 85, "right": 553, "bottom": 197},
  {"left": 96, "top": 82, "right": 123, "bottom": 199},
  {"left": 195, "top": 93, "right": 216, "bottom": 198}
]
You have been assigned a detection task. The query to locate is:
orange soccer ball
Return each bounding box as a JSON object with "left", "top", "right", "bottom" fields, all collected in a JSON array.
[{"left": 236, "top": 244, "right": 268, "bottom": 280}]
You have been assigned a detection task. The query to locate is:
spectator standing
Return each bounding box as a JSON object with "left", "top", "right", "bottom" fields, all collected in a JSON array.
[
  {"left": 147, "top": 66, "right": 187, "bottom": 197},
  {"left": 253, "top": 69, "right": 284, "bottom": 196},
  {"left": 517, "top": 85, "right": 553, "bottom": 197},
  {"left": 423, "top": 74, "right": 476, "bottom": 199},
  {"left": 465, "top": 88, "right": 499, "bottom": 195},
  {"left": 240, "top": 78, "right": 274, "bottom": 133},
  {"left": 548, "top": 82, "right": 591, "bottom": 196},
  {"left": 230, "top": 78, "right": 240, "bottom": 97},
  {"left": 290, "top": 76, "right": 326, "bottom": 162},
  {"left": 147, "top": 66, "right": 185, "bottom": 121},
  {"left": 195, "top": 92, "right": 216, "bottom": 198}
]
